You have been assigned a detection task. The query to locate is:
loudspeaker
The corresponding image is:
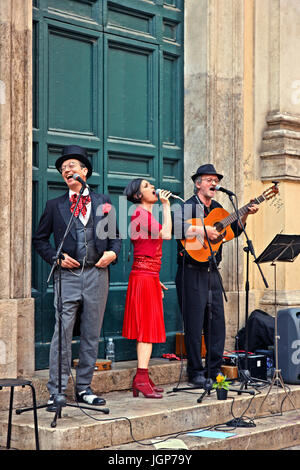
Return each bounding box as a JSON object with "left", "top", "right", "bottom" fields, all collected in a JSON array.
[{"left": 278, "top": 308, "right": 300, "bottom": 384}]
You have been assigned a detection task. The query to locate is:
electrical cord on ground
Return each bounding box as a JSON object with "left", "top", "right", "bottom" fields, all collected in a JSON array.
[
  {"left": 61, "top": 333, "right": 297, "bottom": 449},
  {"left": 64, "top": 331, "right": 257, "bottom": 447},
  {"left": 58, "top": 299, "right": 262, "bottom": 448},
  {"left": 224, "top": 393, "right": 257, "bottom": 428}
]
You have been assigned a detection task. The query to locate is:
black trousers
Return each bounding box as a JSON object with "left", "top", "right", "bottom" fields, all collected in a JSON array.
[{"left": 175, "top": 263, "right": 225, "bottom": 380}]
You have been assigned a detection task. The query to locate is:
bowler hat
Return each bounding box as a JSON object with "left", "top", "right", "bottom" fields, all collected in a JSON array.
[
  {"left": 55, "top": 145, "right": 93, "bottom": 178},
  {"left": 191, "top": 163, "right": 223, "bottom": 182}
]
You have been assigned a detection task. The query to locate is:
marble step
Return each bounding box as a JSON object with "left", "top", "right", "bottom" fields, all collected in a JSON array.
[{"left": 0, "top": 373, "right": 299, "bottom": 450}]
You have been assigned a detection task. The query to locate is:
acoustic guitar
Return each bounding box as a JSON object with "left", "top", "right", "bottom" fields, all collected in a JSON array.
[{"left": 180, "top": 182, "right": 279, "bottom": 263}]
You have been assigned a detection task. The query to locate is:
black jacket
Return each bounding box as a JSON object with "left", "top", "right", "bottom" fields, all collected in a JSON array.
[{"left": 33, "top": 191, "right": 122, "bottom": 265}]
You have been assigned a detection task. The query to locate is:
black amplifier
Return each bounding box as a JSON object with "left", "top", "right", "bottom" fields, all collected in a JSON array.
[{"left": 223, "top": 353, "right": 267, "bottom": 380}]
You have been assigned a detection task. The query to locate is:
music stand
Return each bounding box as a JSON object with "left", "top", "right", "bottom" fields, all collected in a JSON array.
[{"left": 255, "top": 234, "right": 300, "bottom": 415}]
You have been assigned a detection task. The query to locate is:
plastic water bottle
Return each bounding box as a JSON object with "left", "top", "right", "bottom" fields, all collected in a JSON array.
[{"left": 106, "top": 338, "right": 115, "bottom": 366}]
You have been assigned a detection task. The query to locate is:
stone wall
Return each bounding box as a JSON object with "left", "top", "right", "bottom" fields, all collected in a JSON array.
[
  {"left": 184, "top": 0, "right": 300, "bottom": 350},
  {"left": 0, "top": 0, "right": 34, "bottom": 378},
  {"left": 184, "top": 0, "right": 253, "bottom": 348}
]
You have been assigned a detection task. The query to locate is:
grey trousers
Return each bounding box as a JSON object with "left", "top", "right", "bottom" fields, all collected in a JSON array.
[{"left": 47, "top": 266, "right": 109, "bottom": 395}]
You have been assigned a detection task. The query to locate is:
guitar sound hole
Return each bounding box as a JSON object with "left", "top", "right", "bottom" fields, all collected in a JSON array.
[{"left": 214, "top": 222, "right": 223, "bottom": 232}]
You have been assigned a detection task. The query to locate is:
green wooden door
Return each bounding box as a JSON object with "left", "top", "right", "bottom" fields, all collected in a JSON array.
[{"left": 33, "top": 0, "right": 184, "bottom": 369}]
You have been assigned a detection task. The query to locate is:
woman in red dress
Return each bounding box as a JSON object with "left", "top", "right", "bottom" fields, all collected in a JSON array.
[{"left": 123, "top": 178, "right": 172, "bottom": 398}]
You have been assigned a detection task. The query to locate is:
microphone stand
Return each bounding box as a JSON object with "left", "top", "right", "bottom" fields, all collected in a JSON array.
[
  {"left": 17, "top": 182, "right": 109, "bottom": 427},
  {"left": 47, "top": 182, "right": 86, "bottom": 284},
  {"left": 196, "top": 206, "right": 227, "bottom": 403},
  {"left": 196, "top": 253, "right": 223, "bottom": 403},
  {"left": 226, "top": 193, "right": 269, "bottom": 393},
  {"left": 194, "top": 203, "right": 252, "bottom": 401}
]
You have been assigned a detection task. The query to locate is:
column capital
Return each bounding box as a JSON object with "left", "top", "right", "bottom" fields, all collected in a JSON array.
[{"left": 260, "top": 112, "right": 300, "bottom": 181}]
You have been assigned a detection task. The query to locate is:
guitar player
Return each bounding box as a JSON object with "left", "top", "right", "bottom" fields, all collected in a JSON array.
[{"left": 174, "top": 163, "right": 259, "bottom": 387}]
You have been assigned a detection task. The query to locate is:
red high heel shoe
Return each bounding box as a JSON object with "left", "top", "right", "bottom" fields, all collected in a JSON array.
[
  {"left": 132, "top": 379, "right": 163, "bottom": 399},
  {"left": 149, "top": 377, "right": 164, "bottom": 393},
  {"left": 132, "top": 373, "right": 164, "bottom": 394}
]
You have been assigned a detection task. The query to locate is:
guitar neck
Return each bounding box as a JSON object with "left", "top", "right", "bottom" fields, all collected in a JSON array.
[{"left": 220, "top": 194, "right": 265, "bottom": 229}]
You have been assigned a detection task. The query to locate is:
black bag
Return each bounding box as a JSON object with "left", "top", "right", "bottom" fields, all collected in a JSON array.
[{"left": 236, "top": 309, "right": 274, "bottom": 352}]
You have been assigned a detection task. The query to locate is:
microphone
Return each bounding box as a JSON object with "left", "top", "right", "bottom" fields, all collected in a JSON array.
[
  {"left": 155, "top": 188, "right": 185, "bottom": 203},
  {"left": 72, "top": 173, "right": 89, "bottom": 188},
  {"left": 215, "top": 185, "right": 235, "bottom": 197}
]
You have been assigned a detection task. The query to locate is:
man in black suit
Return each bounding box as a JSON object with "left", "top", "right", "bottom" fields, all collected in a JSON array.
[{"left": 33, "top": 145, "right": 122, "bottom": 411}]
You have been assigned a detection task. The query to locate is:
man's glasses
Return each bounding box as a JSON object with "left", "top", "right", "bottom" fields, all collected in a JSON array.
[
  {"left": 61, "top": 162, "right": 80, "bottom": 173},
  {"left": 201, "top": 177, "right": 220, "bottom": 184}
]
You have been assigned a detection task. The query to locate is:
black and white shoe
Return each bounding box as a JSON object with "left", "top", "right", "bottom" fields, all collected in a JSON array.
[
  {"left": 76, "top": 387, "right": 106, "bottom": 406},
  {"left": 46, "top": 394, "right": 58, "bottom": 412},
  {"left": 46, "top": 393, "right": 67, "bottom": 412}
]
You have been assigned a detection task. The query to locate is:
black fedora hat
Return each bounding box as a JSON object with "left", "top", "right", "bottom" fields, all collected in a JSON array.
[
  {"left": 55, "top": 145, "right": 93, "bottom": 179},
  {"left": 191, "top": 163, "right": 223, "bottom": 182}
]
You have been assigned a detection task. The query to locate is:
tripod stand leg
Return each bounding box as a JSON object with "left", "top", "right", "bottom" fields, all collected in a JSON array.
[
  {"left": 238, "top": 369, "right": 251, "bottom": 393},
  {"left": 256, "top": 370, "right": 297, "bottom": 418},
  {"left": 49, "top": 394, "right": 65, "bottom": 427},
  {"left": 196, "top": 377, "right": 213, "bottom": 403},
  {"left": 276, "top": 371, "right": 297, "bottom": 411},
  {"left": 51, "top": 409, "right": 60, "bottom": 428},
  {"left": 67, "top": 403, "right": 110, "bottom": 414},
  {"left": 48, "top": 393, "right": 110, "bottom": 426},
  {"left": 255, "top": 379, "right": 273, "bottom": 417},
  {"left": 197, "top": 389, "right": 210, "bottom": 403}
]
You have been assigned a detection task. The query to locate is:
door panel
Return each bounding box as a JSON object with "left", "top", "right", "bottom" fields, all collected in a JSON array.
[
  {"left": 106, "top": 39, "right": 157, "bottom": 143},
  {"left": 105, "top": 0, "right": 158, "bottom": 44},
  {"left": 48, "top": 28, "right": 96, "bottom": 134}
]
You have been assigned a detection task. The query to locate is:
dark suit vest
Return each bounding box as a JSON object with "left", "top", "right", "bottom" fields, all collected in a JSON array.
[{"left": 74, "top": 213, "right": 99, "bottom": 266}]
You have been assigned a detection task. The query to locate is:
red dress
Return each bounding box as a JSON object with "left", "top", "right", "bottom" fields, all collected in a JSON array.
[{"left": 122, "top": 206, "right": 166, "bottom": 343}]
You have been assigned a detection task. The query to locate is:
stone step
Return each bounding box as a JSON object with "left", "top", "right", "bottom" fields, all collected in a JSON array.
[
  {"left": 106, "top": 408, "right": 300, "bottom": 452},
  {"left": 0, "top": 368, "right": 300, "bottom": 450},
  {"left": 0, "top": 359, "right": 187, "bottom": 411}
]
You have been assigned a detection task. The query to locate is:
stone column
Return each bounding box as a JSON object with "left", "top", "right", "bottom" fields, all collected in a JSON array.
[
  {"left": 0, "top": 0, "right": 34, "bottom": 378},
  {"left": 255, "top": 0, "right": 300, "bottom": 313},
  {"left": 184, "top": 0, "right": 251, "bottom": 346}
]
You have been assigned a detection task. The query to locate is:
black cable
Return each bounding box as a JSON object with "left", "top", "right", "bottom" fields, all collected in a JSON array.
[
  {"left": 171, "top": 242, "right": 188, "bottom": 390},
  {"left": 235, "top": 195, "right": 241, "bottom": 350},
  {"left": 62, "top": 331, "right": 296, "bottom": 448}
]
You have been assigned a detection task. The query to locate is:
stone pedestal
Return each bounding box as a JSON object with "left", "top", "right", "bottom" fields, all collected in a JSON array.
[
  {"left": 260, "top": 290, "right": 300, "bottom": 317},
  {"left": 261, "top": 113, "right": 300, "bottom": 181}
]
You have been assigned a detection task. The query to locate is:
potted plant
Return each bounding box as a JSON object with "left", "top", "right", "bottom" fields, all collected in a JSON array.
[{"left": 213, "top": 373, "right": 231, "bottom": 400}]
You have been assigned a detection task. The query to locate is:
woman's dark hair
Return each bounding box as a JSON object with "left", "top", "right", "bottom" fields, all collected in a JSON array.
[{"left": 123, "top": 178, "right": 143, "bottom": 203}]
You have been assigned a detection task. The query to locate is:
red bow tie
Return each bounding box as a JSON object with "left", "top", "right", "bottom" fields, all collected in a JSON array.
[{"left": 70, "top": 194, "right": 91, "bottom": 217}]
